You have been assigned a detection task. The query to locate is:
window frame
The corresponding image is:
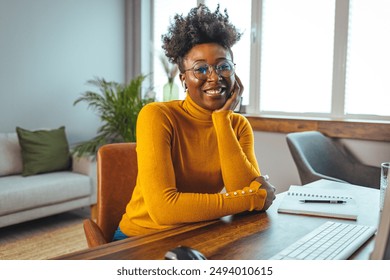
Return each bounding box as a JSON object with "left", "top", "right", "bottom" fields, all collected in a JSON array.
[{"left": 245, "top": 0, "right": 389, "bottom": 122}]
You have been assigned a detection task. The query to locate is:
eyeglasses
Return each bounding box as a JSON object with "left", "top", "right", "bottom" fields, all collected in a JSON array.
[{"left": 184, "top": 60, "right": 236, "bottom": 81}]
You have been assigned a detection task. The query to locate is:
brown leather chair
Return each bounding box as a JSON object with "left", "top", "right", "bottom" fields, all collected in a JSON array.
[{"left": 83, "top": 143, "right": 138, "bottom": 248}]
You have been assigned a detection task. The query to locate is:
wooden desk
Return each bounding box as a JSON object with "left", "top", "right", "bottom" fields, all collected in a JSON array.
[{"left": 56, "top": 184, "right": 380, "bottom": 260}]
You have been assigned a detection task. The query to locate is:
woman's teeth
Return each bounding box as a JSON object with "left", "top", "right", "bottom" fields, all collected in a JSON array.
[{"left": 205, "top": 88, "right": 224, "bottom": 95}]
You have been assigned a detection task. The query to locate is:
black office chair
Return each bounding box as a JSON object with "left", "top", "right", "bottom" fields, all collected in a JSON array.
[{"left": 286, "top": 131, "right": 381, "bottom": 189}]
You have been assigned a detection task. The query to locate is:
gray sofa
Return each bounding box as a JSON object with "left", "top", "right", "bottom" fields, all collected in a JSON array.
[{"left": 0, "top": 132, "right": 97, "bottom": 228}]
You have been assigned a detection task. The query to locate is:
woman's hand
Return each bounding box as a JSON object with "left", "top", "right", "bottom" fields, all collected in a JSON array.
[
  {"left": 215, "top": 74, "right": 244, "bottom": 112},
  {"left": 255, "top": 176, "right": 276, "bottom": 211}
]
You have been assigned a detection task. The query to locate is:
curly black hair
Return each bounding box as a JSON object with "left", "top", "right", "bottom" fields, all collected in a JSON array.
[{"left": 161, "top": 4, "right": 242, "bottom": 72}]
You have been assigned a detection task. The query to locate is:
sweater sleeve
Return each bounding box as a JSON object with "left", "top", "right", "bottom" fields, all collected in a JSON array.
[
  {"left": 135, "top": 104, "right": 267, "bottom": 226},
  {"left": 212, "top": 110, "right": 261, "bottom": 191}
]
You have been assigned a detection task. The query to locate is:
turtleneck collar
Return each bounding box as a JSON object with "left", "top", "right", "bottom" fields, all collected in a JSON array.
[{"left": 181, "top": 91, "right": 214, "bottom": 121}]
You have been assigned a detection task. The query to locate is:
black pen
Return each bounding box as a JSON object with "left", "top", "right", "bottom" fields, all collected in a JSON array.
[{"left": 299, "top": 199, "right": 347, "bottom": 204}]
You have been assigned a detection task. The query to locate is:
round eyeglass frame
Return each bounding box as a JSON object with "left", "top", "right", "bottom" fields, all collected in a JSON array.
[{"left": 183, "top": 60, "right": 236, "bottom": 81}]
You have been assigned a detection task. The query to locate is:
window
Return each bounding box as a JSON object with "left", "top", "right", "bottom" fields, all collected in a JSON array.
[
  {"left": 260, "top": 0, "right": 335, "bottom": 114},
  {"left": 149, "top": 0, "right": 390, "bottom": 121},
  {"left": 345, "top": 0, "right": 390, "bottom": 117}
]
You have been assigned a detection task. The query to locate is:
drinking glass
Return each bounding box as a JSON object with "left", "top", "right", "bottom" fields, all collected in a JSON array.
[{"left": 380, "top": 162, "right": 390, "bottom": 211}]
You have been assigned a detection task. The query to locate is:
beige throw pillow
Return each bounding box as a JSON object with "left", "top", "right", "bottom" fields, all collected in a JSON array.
[{"left": 0, "top": 133, "right": 23, "bottom": 176}]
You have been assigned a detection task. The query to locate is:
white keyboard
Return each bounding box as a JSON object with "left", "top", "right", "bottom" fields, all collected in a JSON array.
[{"left": 270, "top": 221, "right": 376, "bottom": 260}]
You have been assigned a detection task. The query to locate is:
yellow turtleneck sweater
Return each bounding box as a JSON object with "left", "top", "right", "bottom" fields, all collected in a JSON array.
[{"left": 119, "top": 95, "right": 267, "bottom": 236}]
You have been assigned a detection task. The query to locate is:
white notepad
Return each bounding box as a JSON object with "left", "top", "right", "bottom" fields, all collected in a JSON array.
[{"left": 277, "top": 182, "right": 358, "bottom": 220}]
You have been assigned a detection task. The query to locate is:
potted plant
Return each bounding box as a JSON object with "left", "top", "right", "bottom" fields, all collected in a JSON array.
[{"left": 72, "top": 74, "right": 154, "bottom": 157}]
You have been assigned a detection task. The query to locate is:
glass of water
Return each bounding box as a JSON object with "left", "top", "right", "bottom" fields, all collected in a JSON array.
[{"left": 380, "top": 162, "right": 390, "bottom": 211}]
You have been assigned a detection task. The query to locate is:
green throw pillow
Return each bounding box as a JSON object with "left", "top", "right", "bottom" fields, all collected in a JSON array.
[{"left": 16, "top": 126, "right": 71, "bottom": 176}]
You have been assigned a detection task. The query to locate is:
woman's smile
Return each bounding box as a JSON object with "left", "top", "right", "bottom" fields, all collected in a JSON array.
[{"left": 203, "top": 86, "right": 227, "bottom": 97}]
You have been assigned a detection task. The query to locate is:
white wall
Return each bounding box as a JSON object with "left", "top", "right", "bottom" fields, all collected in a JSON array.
[
  {"left": 0, "top": 0, "right": 125, "bottom": 144},
  {"left": 254, "top": 132, "right": 301, "bottom": 193},
  {"left": 254, "top": 131, "right": 390, "bottom": 193}
]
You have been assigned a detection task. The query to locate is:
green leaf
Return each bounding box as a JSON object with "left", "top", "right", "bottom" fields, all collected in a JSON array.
[{"left": 72, "top": 74, "right": 154, "bottom": 156}]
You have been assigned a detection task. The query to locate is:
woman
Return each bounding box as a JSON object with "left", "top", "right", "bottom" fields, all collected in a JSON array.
[{"left": 114, "top": 4, "right": 276, "bottom": 239}]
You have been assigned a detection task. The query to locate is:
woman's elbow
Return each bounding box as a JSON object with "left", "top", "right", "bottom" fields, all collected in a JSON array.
[{"left": 148, "top": 206, "right": 178, "bottom": 225}]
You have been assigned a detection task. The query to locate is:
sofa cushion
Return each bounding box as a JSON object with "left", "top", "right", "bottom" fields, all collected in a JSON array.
[
  {"left": 16, "top": 126, "right": 71, "bottom": 176},
  {"left": 0, "top": 171, "right": 92, "bottom": 216},
  {"left": 0, "top": 133, "right": 23, "bottom": 177}
]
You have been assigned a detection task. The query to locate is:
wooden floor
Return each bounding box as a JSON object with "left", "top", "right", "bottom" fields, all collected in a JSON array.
[{"left": 0, "top": 208, "right": 90, "bottom": 260}]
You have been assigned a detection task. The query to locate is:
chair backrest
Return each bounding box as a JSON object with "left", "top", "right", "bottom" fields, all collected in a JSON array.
[
  {"left": 286, "top": 131, "right": 354, "bottom": 185},
  {"left": 286, "top": 131, "right": 381, "bottom": 188},
  {"left": 96, "top": 142, "right": 138, "bottom": 242}
]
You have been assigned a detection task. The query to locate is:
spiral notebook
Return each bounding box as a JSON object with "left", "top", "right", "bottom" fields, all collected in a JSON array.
[{"left": 278, "top": 182, "right": 358, "bottom": 220}]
